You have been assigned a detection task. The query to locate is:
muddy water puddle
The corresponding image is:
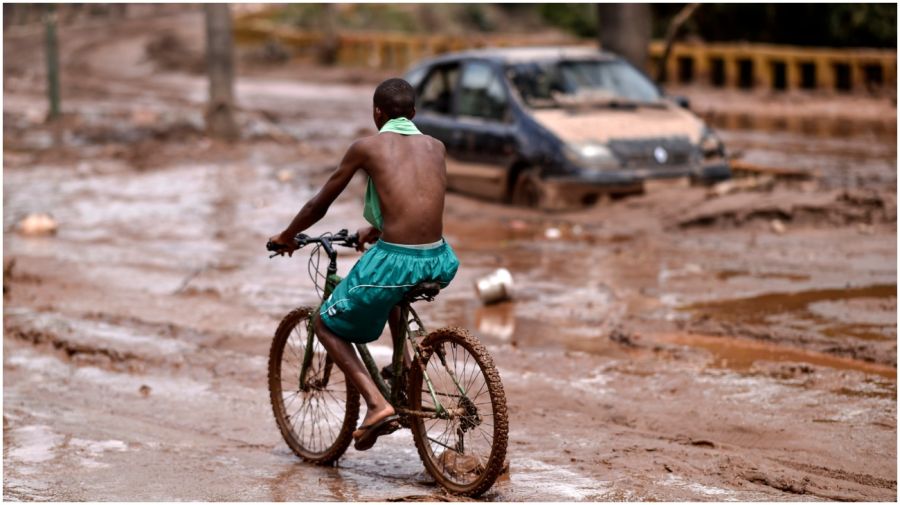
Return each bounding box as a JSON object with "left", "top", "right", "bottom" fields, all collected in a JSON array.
[
  {"left": 682, "top": 283, "right": 897, "bottom": 342},
  {"left": 657, "top": 332, "right": 896, "bottom": 380}
]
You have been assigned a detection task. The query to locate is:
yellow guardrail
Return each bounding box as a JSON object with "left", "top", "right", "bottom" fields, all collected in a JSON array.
[
  {"left": 235, "top": 14, "right": 896, "bottom": 94},
  {"left": 649, "top": 41, "right": 896, "bottom": 93}
]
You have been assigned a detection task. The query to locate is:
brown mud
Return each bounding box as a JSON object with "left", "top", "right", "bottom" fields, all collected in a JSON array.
[{"left": 4, "top": 10, "right": 897, "bottom": 501}]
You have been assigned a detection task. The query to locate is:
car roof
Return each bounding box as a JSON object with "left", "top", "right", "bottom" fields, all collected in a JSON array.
[{"left": 421, "top": 46, "right": 620, "bottom": 67}]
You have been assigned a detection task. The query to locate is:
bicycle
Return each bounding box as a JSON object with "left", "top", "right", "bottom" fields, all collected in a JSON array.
[{"left": 266, "top": 229, "right": 509, "bottom": 497}]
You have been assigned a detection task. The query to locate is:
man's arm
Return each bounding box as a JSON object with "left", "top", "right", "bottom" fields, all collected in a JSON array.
[{"left": 271, "top": 140, "right": 367, "bottom": 249}]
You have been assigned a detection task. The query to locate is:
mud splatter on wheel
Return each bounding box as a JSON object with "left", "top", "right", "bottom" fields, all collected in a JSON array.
[
  {"left": 407, "top": 327, "right": 509, "bottom": 497},
  {"left": 268, "top": 307, "right": 360, "bottom": 464}
]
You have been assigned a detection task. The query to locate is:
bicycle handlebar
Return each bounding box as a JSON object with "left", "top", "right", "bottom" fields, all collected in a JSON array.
[{"left": 266, "top": 229, "right": 359, "bottom": 258}]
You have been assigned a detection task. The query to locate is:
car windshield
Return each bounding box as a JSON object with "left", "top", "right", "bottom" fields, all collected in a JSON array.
[{"left": 508, "top": 59, "right": 662, "bottom": 108}]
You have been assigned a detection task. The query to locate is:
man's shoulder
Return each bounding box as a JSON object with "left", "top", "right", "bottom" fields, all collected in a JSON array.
[{"left": 359, "top": 132, "right": 445, "bottom": 152}]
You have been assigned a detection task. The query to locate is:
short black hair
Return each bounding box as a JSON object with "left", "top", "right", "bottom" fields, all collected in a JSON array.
[{"left": 373, "top": 78, "right": 416, "bottom": 119}]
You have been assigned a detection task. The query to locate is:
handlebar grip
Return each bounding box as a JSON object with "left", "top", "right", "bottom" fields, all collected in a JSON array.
[{"left": 266, "top": 240, "right": 286, "bottom": 252}]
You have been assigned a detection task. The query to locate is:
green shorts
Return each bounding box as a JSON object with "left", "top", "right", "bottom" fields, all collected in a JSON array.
[{"left": 319, "top": 239, "right": 460, "bottom": 344}]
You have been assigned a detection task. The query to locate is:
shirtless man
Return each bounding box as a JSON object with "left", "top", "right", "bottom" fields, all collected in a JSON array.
[{"left": 268, "top": 78, "right": 459, "bottom": 451}]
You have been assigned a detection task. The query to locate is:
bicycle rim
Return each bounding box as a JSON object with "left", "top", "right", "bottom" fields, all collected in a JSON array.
[
  {"left": 268, "top": 307, "right": 360, "bottom": 464},
  {"left": 408, "top": 327, "right": 509, "bottom": 496}
]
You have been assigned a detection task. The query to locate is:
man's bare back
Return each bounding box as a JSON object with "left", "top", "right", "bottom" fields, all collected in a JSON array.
[{"left": 361, "top": 132, "right": 446, "bottom": 245}]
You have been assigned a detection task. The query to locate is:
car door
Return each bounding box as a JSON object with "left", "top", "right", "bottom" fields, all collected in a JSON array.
[
  {"left": 412, "top": 61, "right": 462, "bottom": 151},
  {"left": 446, "top": 60, "right": 518, "bottom": 200}
]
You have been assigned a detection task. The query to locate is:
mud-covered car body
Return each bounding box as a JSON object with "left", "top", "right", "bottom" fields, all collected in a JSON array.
[{"left": 404, "top": 47, "right": 730, "bottom": 208}]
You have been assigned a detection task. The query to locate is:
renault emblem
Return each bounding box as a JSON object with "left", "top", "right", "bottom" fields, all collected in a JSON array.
[{"left": 653, "top": 146, "right": 669, "bottom": 164}]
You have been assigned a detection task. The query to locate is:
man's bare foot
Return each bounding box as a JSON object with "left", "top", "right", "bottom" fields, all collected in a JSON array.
[
  {"left": 353, "top": 404, "right": 396, "bottom": 440},
  {"left": 353, "top": 404, "right": 399, "bottom": 451}
]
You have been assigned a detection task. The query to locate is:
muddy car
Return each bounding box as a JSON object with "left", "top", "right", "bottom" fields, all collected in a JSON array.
[{"left": 404, "top": 46, "right": 731, "bottom": 209}]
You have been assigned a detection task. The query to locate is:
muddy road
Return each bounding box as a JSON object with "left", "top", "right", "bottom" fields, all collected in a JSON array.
[{"left": 4, "top": 11, "right": 897, "bottom": 501}]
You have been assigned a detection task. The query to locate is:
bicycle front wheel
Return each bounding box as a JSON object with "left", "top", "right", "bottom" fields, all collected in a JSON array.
[
  {"left": 268, "top": 307, "right": 360, "bottom": 464},
  {"left": 407, "top": 327, "right": 509, "bottom": 496}
]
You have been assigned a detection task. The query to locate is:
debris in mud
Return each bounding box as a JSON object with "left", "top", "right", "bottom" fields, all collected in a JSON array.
[
  {"left": 707, "top": 175, "right": 776, "bottom": 198},
  {"left": 139, "top": 384, "right": 152, "bottom": 397},
  {"left": 769, "top": 218, "right": 786, "bottom": 234},
  {"left": 144, "top": 31, "right": 204, "bottom": 74},
  {"left": 730, "top": 160, "right": 815, "bottom": 181},
  {"left": 676, "top": 188, "right": 897, "bottom": 230},
  {"left": 608, "top": 325, "right": 640, "bottom": 348},
  {"left": 544, "top": 227, "right": 562, "bottom": 239},
  {"left": 475, "top": 268, "right": 514, "bottom": 305},
  {"left": 17, "top": 213, "right": 58, "bottom": 236}
]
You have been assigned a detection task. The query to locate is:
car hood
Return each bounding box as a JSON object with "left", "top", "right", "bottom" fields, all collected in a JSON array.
[{"left": 531, "top": 103, "right": 705, "bottom": 145}]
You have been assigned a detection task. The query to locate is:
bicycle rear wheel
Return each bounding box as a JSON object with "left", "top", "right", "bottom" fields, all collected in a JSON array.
[
  {"left": 268, "top": 307, "right": 360, "bottom": 464},
  {"left": 407, "top": 327, "right": 509, "bottom": 496}
]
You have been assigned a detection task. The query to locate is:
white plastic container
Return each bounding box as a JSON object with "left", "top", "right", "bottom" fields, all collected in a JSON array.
[{"left": 474, "top": 268, "right": 514, "bottom": 305}]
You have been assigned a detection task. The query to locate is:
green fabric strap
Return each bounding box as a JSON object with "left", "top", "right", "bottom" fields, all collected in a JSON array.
[{"left": 363, "top": 118, "right": 422, "bottom": 230}]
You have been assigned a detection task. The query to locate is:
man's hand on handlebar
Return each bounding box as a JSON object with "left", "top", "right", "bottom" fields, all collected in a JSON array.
[
  {"left": 356, "top": 225, "right": 380, "bottom": 252},
  {"left": 267, "top": 232, "right": 298, "bottom": 257}
]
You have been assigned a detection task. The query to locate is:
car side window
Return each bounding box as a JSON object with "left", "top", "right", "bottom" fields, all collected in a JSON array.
[
  {"left": 457, "top": 61, "right": 509, "bottom": 122},
  {"left": 419, "top": 64, "right": 459, "bottom": 116}
]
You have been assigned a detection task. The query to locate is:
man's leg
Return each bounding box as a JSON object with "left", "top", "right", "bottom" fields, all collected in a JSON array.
[
  {"left": 313, "top": 314, "right": 395, "bottom": 433},
  {"left": 388, "top": 306, "right": 412, "bottom": 368}
]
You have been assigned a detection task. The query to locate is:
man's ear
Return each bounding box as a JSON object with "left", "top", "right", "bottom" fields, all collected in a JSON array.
[{"left": 408, "top": 107, "right": 416, "bottom": 120}]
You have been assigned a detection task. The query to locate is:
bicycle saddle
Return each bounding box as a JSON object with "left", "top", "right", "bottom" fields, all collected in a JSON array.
[{"left": 404, "top": 282, "right": 441, "bottom": 303}]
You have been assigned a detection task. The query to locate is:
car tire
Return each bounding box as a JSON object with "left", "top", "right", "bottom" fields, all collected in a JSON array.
[{"left": 511, "top": 169, "right": 545, "bottom": 209}]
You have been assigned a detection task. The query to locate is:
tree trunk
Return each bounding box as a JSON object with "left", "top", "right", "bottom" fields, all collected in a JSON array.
[
  {"left": 205, "top": 4, "right": 238, "bottom": 141},
  {"left": 596, "top": 3, "right": 652, "bottom": 72},
  {"left": 44, "top": 4, "right": 61, "bottom": 122},
  {"left": 656, "top": 3, "right": 700, "bottom": 83},
  {"left": 318, "top": 4, "right": 339, "bottom": 65}
]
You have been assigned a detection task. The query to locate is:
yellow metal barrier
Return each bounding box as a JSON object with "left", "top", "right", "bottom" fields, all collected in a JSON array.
[
  {"left": 649, "top": 41, "right": 896, "bottom": 93},
  {"left": 235, "top": 14, "right": 896, "bottom": 94}
]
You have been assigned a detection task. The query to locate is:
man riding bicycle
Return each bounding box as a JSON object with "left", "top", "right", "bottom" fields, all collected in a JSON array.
[{"left": 268, "top": 78, "right": 459, "bottom": 451}]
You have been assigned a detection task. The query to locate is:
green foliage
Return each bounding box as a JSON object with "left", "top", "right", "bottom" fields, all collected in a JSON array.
[
  {"left": 460, "top": 4, "right": 496, "bottom": 32},
  {"left": 676, "top": 3, "right": 896, "bottom": 48},
  {"left": 274, "top": 4, "right": 418, "bottom": 33},
  {"left": 270, "top": 3, "right": 896, "bottom": 48},
  {"left": 537, "top": 3, "right": 597, "bottom": 38}
]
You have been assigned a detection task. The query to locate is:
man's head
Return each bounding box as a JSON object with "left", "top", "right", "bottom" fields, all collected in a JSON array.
[{"left": 373, "top": 78, "right": 416, "bottom": 128}]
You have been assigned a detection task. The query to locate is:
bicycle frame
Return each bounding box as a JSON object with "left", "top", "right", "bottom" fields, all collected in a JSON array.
[{"left": 297, "top": 246, "right": 458, "bottom": 421}]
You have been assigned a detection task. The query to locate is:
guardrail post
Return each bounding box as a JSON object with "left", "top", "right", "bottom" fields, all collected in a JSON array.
[
  {"left": 816, "top": 56, "right": 834, "bottom": 91},
  {"left": 723, "top": 51, "right": 738, "bottom": 88},
  {"left": 785, "top": 57, "right": 801, "bottom": 91},
  {"left": 693, "top": 47, "right": 708, "bottom": 85},
  {"left": 753, "top": 53, "right": 769, "bottom": 89},
  {"left": 851, "top": 58, "right": 866, "bottom": 92}
]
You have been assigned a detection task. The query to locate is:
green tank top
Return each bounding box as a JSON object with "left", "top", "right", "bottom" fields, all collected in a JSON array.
[{"left": 363, "top": 117, "right": 422, "bottom": 231}]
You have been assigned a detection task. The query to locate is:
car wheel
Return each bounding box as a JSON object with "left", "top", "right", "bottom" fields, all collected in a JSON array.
[{"left": 511, "top": 170, "right": 544, "bottom": 208}]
